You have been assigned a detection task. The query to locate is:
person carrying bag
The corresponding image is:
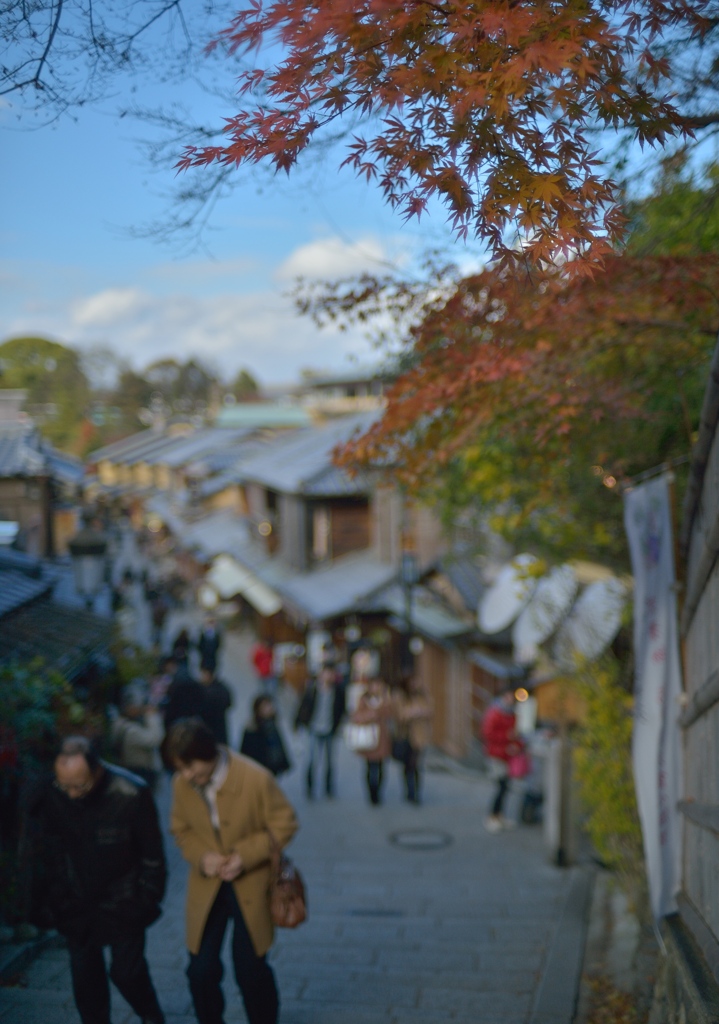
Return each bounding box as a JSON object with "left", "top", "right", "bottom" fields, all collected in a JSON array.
[{"left": 349, "top": 677, "right": 393, "bottom": 806}]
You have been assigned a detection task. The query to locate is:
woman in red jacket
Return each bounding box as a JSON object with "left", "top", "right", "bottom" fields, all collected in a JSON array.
[{"left": 481, "top": 687, "right": 523, "bottom": 833}]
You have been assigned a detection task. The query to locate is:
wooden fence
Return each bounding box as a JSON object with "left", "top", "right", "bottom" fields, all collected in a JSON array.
[{"left": 663, "top": 337, "right": 719, "bottom": 1019}]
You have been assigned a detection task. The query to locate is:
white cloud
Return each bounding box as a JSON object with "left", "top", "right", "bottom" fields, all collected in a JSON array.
[
  {"left": 275, "top": 236, "right": 391, "bottom": 281},
  {"left": 72, "top": 288, "right": 149, "bottom": 327},
  {"left": 3, "top": 285, "right": 380, "bottom": 385}
]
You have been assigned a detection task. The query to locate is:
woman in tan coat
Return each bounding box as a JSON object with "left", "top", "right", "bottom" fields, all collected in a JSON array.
[
  {"left": 167, "top": 717, "right": 298, "bottom": 1024},
  {"left": 394, "top": 676, "right": 433, "bottom": 804},
  {"left": 351, "top": 677, "right": 393, "bottom": 805}
]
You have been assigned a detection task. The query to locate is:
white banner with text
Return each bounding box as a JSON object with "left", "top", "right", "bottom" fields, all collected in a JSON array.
[{"left": 624, "top": 474, "right": 683, "bottom": 920}]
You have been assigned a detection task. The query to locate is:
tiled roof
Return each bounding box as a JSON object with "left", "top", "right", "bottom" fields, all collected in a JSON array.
[
  {"left": 85, "top": 429, "right": 159, "bottom": 464},
  {"left": 0, "top": 424, "right": 48, "bottom": 477},
  {"left": 365, "top": 583, "right": 475, "bottom": 640},
  {"left": 157, "top": 428, "right": 253, "bottom": 468},
  {"left": 0, "top": 569, "right": 51, "bottom": 616},
  {"left": 0, "top": 599, "right": 113, "bottom": 678},
  {"left": 277, "top": 552, "right": 396, "bottom": 622},
  {"left": 0, "top": 422, "right": 84, "bottom": 483},
  {"left": 122, "top": 433, "right": 193, "bottom": 467},
  {"left": 0, "top": 547, "right": 43, "bottom": 575},
  {"left": 45, "top": 448, "right": 85, "bottom": 485},
  {"left": 301, "top": 462, "right": 372, "bottom": 497},
  {"left": 441, "top": 556, "right": 486, "bottom": 614},
  {"left": 237, "top": 412, "right": 378, "bottom": 494}
]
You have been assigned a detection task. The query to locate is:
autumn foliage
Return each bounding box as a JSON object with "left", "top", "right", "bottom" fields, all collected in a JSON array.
[
  {"left": 179, "top": 0, "right": 711, "bottom": 268},
  {"left": 336, "top": 256, "right": 715, "bottom": 456},
  {"left": 317, "top": 252, "right": 719, "bottom": 555}
]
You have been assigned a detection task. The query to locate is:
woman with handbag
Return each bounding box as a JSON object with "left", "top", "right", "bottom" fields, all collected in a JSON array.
[
  {"left": 393, "top": 677, "right": 433, "bottom": 804},
  {"left": 350, "top": 677, "right": 393, "bottom": 805},
  {"left": 481, "top": 686, "right": 526, "bottom": 833}
]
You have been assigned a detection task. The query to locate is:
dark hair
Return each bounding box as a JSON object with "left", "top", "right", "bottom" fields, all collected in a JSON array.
[
  {"left": 165, "top": 717, "right": 218, "bottom": 764},
  {"left": 55, "top": 735, "right": 101, "bottom": 772},
  {"left": 252, "top": 694, "right": 274, "bottom": 722}
]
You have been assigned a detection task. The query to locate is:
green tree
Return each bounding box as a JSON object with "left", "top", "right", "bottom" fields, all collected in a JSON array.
[
  {"left": 231, "top": 368, "right": 259, "bottom": 400},
  {"left": 626, "top": 157, "right": 719, "bottom": 257},
  {"left": 0, "top": 336, "right": 90, "bottom": 450},
  {"left": 144, "top": 357, "right": 217, "bottom": 413}
]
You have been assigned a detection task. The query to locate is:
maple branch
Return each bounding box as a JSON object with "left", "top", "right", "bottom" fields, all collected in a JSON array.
[
  {"left": 124, "top": 1, "right": 186, "bottom": 50},
  {"left": 683, "top": 113, "right": 719, "bottom": 127},
  {"left": 613, "top": 318, "right": 718, "bottom": 336},
  {"left": 414, "top": 0, "right": 453, "bottom": 18}
]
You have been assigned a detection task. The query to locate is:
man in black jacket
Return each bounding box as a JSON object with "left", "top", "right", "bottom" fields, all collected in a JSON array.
[
  {"left": 36, "top": 736, "right": 166, "bottom": 1024},
  {"left": 295, "top": 665, "right": 346, "bottom": 799},
  {"left": 198, "top": 666, "right": 233, "bottom": 745},
  {"left": 197, "top": 617, "right": 222, "bottom": 673}
]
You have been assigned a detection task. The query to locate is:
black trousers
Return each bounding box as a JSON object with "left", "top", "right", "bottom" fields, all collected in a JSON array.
[
  {"left": 365, "top": 760, "right": 385, "bottom": 805},
  {"left": 187, "top": 883, "right": 278, "bottom": 1024},
  {"left": 492, "top": 776, "right": 510, "bottom": 816},
  {"left": 404, "top": 746, "right": 421, "bottom": 803},
  {"left": 67, "top": 929, "right": 164, "bottom": 1024}
]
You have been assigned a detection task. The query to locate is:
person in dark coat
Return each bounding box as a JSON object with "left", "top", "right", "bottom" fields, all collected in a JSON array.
[
  {"left": 199, "top": 666, "right": 233, "bottom": 745},
  {"left": 197, "top": 617, "right": 222, "bottom": 673},
  {"left": 162, "top": 668, "right": 209, "bottom": 732},
  {"left": 34, "top": 735, "right": 166, "bottom": 1024},
  {"left": 171, "top": 627, "right": 192, "bottom": 668},
  {"left": 240, "top": 696, "right": 291, "bottom": 777}
]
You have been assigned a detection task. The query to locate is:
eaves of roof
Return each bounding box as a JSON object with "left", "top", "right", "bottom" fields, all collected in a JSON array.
[
  {"left": 0, "top": 569, "right": 52, "bottom": 616},
  {"left": 0, "top": 599, "right": 113, "bottom": 679},
  {"left": 366, "top": 583, "right": 475, "bottom": 641},
  {"left": 86, "top": 429, "right": 160, "bottom": 464},
  {"left": 238, "top": 412, "right": 379, "bottom": 495}
]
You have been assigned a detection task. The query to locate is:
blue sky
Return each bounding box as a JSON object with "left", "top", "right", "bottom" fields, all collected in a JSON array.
[
  {"left": 0, "top": 49, "right": 471, "bottom": 388},
  {"left": 2, "top": 6, "right": 685, "bottom": 391}
]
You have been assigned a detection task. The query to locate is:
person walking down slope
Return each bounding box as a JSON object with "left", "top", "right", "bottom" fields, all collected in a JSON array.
[
  {"left": 240, "top": 695, "right": 292, "bottom": 777},
  {"left": 351, "top": 676, "right": 393, "bottom": 806},
  {"left": 481, "top": 686, "right": 524, "bottom": 833}
]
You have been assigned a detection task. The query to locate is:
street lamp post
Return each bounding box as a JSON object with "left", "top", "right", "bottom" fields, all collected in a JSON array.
[
  {"left": 68, "top": 515, "right": 109, "bottom": 612},
  {"left": 400, "top": 548, "right": 420, "bottom": 676}
]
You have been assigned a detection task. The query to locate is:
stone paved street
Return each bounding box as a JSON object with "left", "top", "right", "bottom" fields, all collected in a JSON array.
[{"left": 0, "top": 627, "right": 587, "bottom": 1024}]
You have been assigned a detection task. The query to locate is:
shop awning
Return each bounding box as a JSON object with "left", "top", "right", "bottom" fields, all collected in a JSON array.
[{"left": 206, "top": 554, "right": 282, "bottom": 617}]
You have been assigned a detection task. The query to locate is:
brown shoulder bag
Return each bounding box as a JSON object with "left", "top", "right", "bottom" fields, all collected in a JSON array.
[{"left": 268, "top": 832, "right": 307, "bottom": 929}]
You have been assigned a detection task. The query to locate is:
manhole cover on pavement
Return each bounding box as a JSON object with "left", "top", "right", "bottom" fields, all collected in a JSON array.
[{"left": 389, "top": 828, "right": 453, "bottom": 850}]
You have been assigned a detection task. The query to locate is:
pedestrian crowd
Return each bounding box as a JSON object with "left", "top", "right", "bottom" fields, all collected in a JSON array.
[{"left": 21, "top": 550, "right": 548, "bottom": 1024}]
